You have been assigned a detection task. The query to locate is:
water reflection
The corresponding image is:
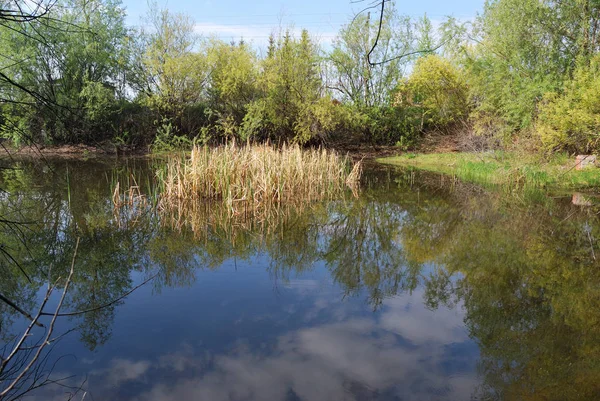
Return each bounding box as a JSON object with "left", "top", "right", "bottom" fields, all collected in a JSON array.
[
  {"left": 0, "top": 158, "right": 599, "bottom": 400},
  {"left": 91, "top": 292, "right": 474, "bottom": 401}
]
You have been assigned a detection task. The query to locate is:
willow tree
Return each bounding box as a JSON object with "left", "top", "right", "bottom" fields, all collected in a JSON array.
[
  {"left": 329, "top": 4, "right": 415, "bottom": 108},
  {"left": 466, "top": 0, "right": 600, "bottom": 137},
  {"left": 0, "top": 0, "right": 132, "bottom": 144}
]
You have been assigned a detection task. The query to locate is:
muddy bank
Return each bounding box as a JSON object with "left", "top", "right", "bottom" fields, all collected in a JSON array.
[{"left": 0, "top": 143, "right": 147, "bottom": 160}]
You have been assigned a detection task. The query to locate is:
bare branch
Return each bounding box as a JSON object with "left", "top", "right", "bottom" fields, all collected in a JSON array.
[
  {"left": 0, "top": 237, "right": 79, "bottom": 398},
  {"left": 352, "top": 0, "right": 452, "bottom": 66},
  {"left": 0, "top": 293, "right": 42, "bottom": 327}
]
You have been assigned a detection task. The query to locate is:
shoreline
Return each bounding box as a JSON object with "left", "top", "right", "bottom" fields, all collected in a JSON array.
[
  {"left": 0, "top": 143, "right": 404, "bottom": 162},
  {"left": 0, "top": 143, "right": 150, "bottom": 159},
  {"left": 377, "top": 152, "right": 600, "bottom": 191}
]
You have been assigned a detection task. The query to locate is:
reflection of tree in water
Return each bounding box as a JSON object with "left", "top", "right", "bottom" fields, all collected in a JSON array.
[
  {"left": 152, "top": 167, "right": 600, "bottom": 400},
  {"left": 402, "top": 172, "right": 600, "bottom": 400},
  {"left": 0, "top": 159, "right": 161, "bottom": 399},
  {"left": 0, "top": 160, "right": 156, "bottom": 348},
  {"left": 159, "top": 168, "right": 424, "bottom": 308},
  {"left": 321, "top": 196, "right": 418, "bottom": 308}
]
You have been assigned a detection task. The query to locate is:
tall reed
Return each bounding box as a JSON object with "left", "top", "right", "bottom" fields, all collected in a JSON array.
[{"left": 157, "top": 143, "right": 361, "bottom": 212}]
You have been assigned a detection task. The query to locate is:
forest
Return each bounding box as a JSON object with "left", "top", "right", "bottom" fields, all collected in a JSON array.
[{"left": 1, "top": 0, "right": 600, "bottom": 155}]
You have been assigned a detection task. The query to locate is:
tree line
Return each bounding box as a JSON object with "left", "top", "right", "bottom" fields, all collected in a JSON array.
[{"left": 1, "top": 0, "right": 599, "bottom": 153}]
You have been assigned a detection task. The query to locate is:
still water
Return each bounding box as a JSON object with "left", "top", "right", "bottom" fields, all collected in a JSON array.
[{"left": 0, "top": 157, "right": 599, "bottom": 401}]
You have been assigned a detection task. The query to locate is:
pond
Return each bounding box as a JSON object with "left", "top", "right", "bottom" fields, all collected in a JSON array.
[{"left": 0, "top": 157, "right": 599, "bottom": 401}]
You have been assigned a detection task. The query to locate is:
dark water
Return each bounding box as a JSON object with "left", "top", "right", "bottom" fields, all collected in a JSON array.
[{"left": 1, "top": 157, "right": 599, "bottom": 401}]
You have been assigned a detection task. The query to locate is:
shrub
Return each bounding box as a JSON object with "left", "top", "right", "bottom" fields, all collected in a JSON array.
[
  {"left": 537, "top": 55, "right": 600, "bottom": 153},
  {"left": 151, "top": 119, "right": 194, "bottom": 152},
  {"left": 397, "top": 55, "right": 469, "bottom": 130}
]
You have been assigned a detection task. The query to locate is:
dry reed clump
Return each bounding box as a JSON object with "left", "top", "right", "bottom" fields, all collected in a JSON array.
[{"left": 158, "top": 143, "right": 362, "bottom": 210}]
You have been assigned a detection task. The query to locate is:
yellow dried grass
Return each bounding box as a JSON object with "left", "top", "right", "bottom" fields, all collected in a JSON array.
[{"left": 158, "top": 143, "right": 361, "bottom": 211}]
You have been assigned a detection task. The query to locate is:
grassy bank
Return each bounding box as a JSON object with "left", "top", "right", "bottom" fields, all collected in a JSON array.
[{"left": 377, "top": 152, "right": 600, "bottom": 190}]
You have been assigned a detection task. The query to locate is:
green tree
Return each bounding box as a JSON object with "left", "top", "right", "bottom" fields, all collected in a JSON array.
[
  {"left": 465, "top": 0, "right": 600, "bottom": 139},
  {"left": 139, "top": 3, "right": 208, "bottom": 137},
  {"left": 0, "top": 0, "right": 132, "bottom": 144},
  {"left": 241, "top": 29, "right": 330, "bottom": 143},
  {"left": 329, "top": 5, "right": 415, "bottom": 108},
  {"left": 204, "top": 39, "right": 259, "bottom": 139},
  {"left": 397, "top": 54, "right": 469, "bottom": 131},
  {"left": 537, "top": 55, "right": 600, "bottom": 153}
]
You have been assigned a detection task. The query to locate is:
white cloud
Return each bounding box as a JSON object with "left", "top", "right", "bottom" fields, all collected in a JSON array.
[
  {"left": 26, "top": 286, "right": 477, "bottom": 401},
  {"left": 194, "top": 23, "right": 337, "bottom": 48},
  {"left": 126, "top": 315, "right": 475, "bottom": 401},
  {"left": 379, "top": 290, "right": 468, "bottom": 345}
]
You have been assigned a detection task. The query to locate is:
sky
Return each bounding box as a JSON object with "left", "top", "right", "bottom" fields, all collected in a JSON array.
[{"left": 120, "top": 0, "right": 485, "bottom": 48}]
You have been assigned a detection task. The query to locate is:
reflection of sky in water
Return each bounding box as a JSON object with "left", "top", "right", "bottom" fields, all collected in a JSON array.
[{"left": 33, "top": 256, "right": 478, "bottom": 401}]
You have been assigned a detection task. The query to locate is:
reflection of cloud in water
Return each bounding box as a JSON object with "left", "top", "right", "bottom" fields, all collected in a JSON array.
[
  {"left": 380, "top": 294, "right": 468, "bottom": 345},
  {"left": 103, "top": 359, "right": 152, "bottom": 386},
  {"left": 91, "top": 292, "right": 477, "bottom": 401}
]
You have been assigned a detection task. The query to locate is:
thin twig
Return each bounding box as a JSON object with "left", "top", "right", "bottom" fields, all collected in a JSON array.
[
  {"left": 40, "top": 273, "right": 158, "bottom": 317},
  {"left": 0, "top": 283, "right": 55, "bottom": 375},
  {"left": 0, "top": 238, "right": 79, "bottom": 397}
]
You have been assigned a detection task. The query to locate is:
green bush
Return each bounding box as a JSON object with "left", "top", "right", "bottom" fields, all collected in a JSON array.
[
  {"left": 367, "top": 107, "right": 420, "bottom": 146},
  {"left": 151, "top": 118, "right": 194, "bottom": 152},
  {"left": 396, "top": 55, "right": 469, "bottom": 130},
  {"left": 537, "top": 56, "right": 600, "bottom": 153}
]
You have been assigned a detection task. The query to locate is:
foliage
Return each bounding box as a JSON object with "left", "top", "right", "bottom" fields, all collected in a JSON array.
[
  {"left": 463, "top": 0, "right": 600, "bottom": 141},
  {"left": 0, "top": 0, "right": 133, "bottom": 143},
  {"left": 79, "top": 81, "right": 119, "bottom": 132},
  {"left": 326, "top": 9, "right": 450, "bottom": 145},
  {"left": 537, "top": 55, "right": 600, "bottom": 153},
  {"left": 151, "top": 118, "right": 195, "bottom": 152},
  {"left": 396, "top": 55, "right": 469, "bottom": 130},
  {"left": 140, "top": 4, "right": 206, "bottom": 112},
  {"left": 137, "top": 3, "right": 208, "bottom": 143},
  {"left": 2, "top": 0, "right": 600, "bottom": 152},
  {"left": 329, "top": 4, "right": 416, "bottom": 108},
  {"left": 241, "top": 30, "right": 326, "bottom": 144},
  {"left": 204, "top": 40, "right": 259, "bottom": 139}
]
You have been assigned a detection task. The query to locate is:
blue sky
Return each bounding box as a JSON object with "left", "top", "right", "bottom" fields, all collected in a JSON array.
[{"left": 121, "top": 0, "right": 485, "bottom": 47}]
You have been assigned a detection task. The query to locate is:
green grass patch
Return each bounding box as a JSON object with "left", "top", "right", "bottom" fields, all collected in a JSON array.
[{"left": 377, "top": 152, "right": 600, "bottom": 190}]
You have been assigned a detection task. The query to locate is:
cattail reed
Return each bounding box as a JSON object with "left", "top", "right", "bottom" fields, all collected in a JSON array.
[{"left": 158, "top": 143, "right": 361, "bottom": 211}]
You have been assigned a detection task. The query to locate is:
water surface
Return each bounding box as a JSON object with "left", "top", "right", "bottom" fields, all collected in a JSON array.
[{"left": 0, "top": 158, "right": 599, "bottom": 401}]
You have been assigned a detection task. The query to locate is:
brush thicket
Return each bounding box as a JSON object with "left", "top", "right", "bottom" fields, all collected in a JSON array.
[{"left": 158, "top": 143, "right": 361, "bottom": 213}]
